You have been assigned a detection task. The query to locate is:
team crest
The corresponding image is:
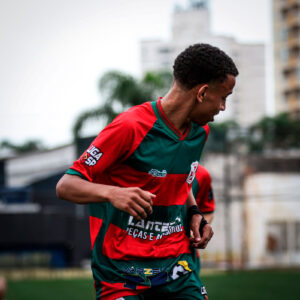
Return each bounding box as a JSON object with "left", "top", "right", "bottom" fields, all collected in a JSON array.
[
  {"left": 170, "top": 260, "right": 192, "bottom": 280},
  {"left": 186, "top": 161, "right": 199, "bottom": 184}
]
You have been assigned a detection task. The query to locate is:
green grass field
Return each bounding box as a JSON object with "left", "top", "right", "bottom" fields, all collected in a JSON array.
[{"left": 5, "top": 269, "right": 300, "bottom": 300}]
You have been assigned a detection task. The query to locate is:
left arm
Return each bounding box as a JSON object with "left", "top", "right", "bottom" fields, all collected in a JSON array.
[{"left": 186, "top": 190, "right": 214, "bottom": 249}]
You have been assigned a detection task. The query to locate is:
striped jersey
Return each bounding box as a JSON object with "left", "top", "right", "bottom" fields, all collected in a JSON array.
[{"left": 67, "top": 99, "right": 209, "bottom": 297}]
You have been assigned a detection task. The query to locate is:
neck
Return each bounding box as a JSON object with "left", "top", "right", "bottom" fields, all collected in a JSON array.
[{"left": 160, "top": 82, "right": 196, "bottom": 133}]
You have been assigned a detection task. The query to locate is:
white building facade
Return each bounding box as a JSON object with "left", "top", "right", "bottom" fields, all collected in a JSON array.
[{"left": 140, "top": 0, "right": 266, "bottom": 128}]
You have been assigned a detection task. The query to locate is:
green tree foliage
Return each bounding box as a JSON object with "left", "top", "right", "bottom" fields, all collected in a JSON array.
[
  {"left": 205, "top": 120, "right": 240, "bottom": 153},
  {"left": 73, "top": 70, "right": 173, "bottom": 141},
  {"left": 249, "top": 113, "right": 300, "bottom": 152},
  {"left": 205, "top": 113, "right": 300, "bottom": 154}
]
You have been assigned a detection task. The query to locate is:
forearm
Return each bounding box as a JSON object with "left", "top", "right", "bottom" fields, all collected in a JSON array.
[
  {"left": 56, "top": 174, "right": 155, "bottom": 220},
  {"left": 56, "top": 174, "right": 113, "bottom": 204},
  {"left": 185, "top": 189, "right": 197, "bottom": 208}
]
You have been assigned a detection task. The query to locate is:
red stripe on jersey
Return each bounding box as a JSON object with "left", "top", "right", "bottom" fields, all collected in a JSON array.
[
  {"left": 102, "top": 223, "right": 191, "bottom": 260},
  {"left": 203, "top": 124, "right": 210, "bottom": 142},
  {"left": 99, "top": 281, "right": 148, "bottom": 300},
  {"left": 153, "top": 173, "right": 190, "bottom": 206},
  {"left": 89, "top": 216, "right": 103, "bottom": 250},
  {"left": 106, "top": 164, "right": 190, "bottom": 206}
]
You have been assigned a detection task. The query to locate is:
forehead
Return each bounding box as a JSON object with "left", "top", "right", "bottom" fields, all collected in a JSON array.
[{"left": 211, "top": 75, "right": 236, "bottom": 94}]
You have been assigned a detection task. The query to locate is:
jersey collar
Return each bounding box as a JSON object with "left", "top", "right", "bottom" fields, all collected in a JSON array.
[{"left": 152, "top": 97, "right": 191, "bottom": 141}]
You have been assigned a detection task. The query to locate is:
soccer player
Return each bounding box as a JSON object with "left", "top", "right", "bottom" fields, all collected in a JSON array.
[
  {"left": 192, "top": 165, "right": 215, "bottom": 276},
  {"left": 56, "top": 43, "right": 238, "bottom": 300}
]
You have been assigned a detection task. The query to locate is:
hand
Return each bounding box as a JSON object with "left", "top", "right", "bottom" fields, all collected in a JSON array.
[
  {"left": 108, "top": 186, "right": 156, "bottom": 220},
  {"left": 189, "top": 214, "right": 214, "bottom": 249}
]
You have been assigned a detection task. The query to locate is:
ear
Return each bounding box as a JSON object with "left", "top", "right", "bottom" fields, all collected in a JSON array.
[{"left": 196, "top": 84, "right": 208, "bottom": 103}]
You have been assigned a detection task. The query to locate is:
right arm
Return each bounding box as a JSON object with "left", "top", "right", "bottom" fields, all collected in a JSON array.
[
  {"left": 56, "top": 174, "right": 155, "bottom": 220},
  {"left": 203, "top": 213, "right": 214, "bottom": 224}
]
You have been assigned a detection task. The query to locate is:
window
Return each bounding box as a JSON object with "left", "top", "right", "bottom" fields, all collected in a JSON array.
[
  {"left": 266, "top": 222, "right": 288, "bottom": 253},
  {"left": 280, "top": 48, "right": 289, "bottom": 62},
  {"left": 267, "top": 221, "right": 300, "bottom": 254},
  {"left": 158, "top": 47, "right": 171, "bottom": 54},
  {"left": 281, "top": 28, "right": 289, "bottom": 41}
]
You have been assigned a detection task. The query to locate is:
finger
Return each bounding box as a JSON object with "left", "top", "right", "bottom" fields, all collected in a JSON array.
[
  {"left": 202, "top": 226, "right": 214, "bottom": 242},
  {"left": 141, "top": 191, "right": 156, "bottom": 206},
  {"left": 127, "top": 207, "right": 142, "bottom": 221},
  {"left": 193, "top": 227, "right": 214, "bottom": 248},
  {"left": 190, "top": 216, "right": 201, "bottom": 242},
  {"left": 193, "top": 226, "right": 201, "bottom": 242},
  {"left": 134, "top": 197, "right": 153, "bottom": 215},
  {"left": 131, "top": 202, "right": 148, "bottom": 219},
  {"left": 189, "top": 229, "right": 195, "bottom": 240},
  {"left": 193, "top": 241, "right": 208, "bottom": 249}
]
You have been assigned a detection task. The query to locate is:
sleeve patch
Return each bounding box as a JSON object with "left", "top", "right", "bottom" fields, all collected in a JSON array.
[{"left": 80, "top": 144, "right": 103, "bottom": 167}]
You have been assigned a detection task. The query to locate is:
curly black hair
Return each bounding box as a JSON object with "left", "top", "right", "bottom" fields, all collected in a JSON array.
[{"left": 173, "top": 43, "right": 239, "bottom": 89}]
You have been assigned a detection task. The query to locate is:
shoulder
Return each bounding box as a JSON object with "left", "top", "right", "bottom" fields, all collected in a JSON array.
[
  {"left": 100, "top": 102, "right": 157, "bottom": 142},
  {"left": 196, "top": 165, "right": 211, "bottom": 181},
  {"left": 114, "top": 102, "right": 157, "bottom": 127}
]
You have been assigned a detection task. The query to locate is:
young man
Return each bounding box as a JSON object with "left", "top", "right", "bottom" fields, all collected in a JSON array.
[
  {"left": 192, "top": 165, "right": 216, "bottom": 275},
  {"left": 56, "top": 43, "right": 238, "bottom": 299}
]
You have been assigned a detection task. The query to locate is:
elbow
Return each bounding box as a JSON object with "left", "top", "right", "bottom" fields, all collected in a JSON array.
[{"left": 56, "top": 177, "right": 66, "bottom": 200}]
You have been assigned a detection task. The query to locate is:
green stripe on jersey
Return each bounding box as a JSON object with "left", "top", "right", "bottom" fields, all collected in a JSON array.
[
  {"left": 192, "top": 176, "right": 200, "bottom": 197},
  {"left": 66, "top": 168, "right": 88, "bottom": 180},
  {"left": 124, "top": 120, "right": 207, "bottom": 174}
]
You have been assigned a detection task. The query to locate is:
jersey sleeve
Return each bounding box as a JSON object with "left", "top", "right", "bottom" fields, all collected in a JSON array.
[
  {"left": 203, "top": 124, "right": 210, "bottom": 143},
  {"left": 69, "top": 113, "right": 138, "bottom": 182},
  {"left": 193, "top": 166, "right": 215, "bottom": 214}
]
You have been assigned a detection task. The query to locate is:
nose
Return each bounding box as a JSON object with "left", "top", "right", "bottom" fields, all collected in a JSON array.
[{"left": 220, "top": 100, "right": 226, "bottom": 111}]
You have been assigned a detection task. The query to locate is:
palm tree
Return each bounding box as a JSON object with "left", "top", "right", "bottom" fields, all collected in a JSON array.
[{"left": 73, "top": 70, "right": 172, "bottom": 142}]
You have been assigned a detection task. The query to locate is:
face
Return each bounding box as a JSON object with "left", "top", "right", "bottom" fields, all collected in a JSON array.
[{"left": 190, "top": 74, "right": 236, "bottom": 126}]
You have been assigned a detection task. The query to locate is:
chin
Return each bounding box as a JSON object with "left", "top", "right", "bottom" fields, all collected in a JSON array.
[{"left": 197, "top": 121, "right": 209, "bottom": 126}]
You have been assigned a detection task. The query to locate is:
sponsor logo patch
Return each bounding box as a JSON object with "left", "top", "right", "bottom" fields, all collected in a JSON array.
[
  {"left": 170, "top": 260, "right": 192, "bottom": 280},
  {"left": 80, "top": 145, "right": 103, "bottom": 167},
  {"left": 126, "top": 216, "right": 183, "bottom": 241},
  {"left": 148, "top": 169, "right": 167, "bottom": 177},
  {"left": 122, "top": 266, "right": 162, "bottom": 276}
]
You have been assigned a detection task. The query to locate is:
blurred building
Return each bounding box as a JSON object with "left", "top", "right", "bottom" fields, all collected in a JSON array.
[
  {"left": 0, "top": 144, "right": 91, "bottom": 269},
  {"left": 243, "top": 154, "right": 300, "bottom": 267},
  {"left": 201, "top": 152, "right": 300, "bottom": 269},
  {"left": 273, "top": 0, "right": 300, "bottom": 117},
  {"left": 140, "top": 0, "right": 266, "bottom": 127}
]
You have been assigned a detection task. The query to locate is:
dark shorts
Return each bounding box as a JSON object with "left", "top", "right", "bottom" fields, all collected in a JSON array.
[{"left": 98, "top": 270, "right": 208, "bottom": 300}]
